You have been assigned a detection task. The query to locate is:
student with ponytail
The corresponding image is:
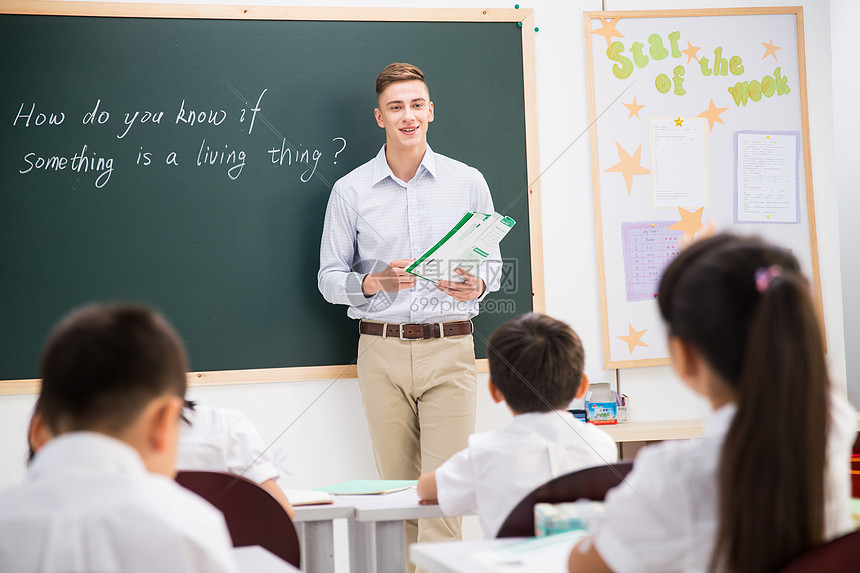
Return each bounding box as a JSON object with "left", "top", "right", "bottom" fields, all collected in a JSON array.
[{"left": 569, "top": 234, "right": 856, "bottom": 573}]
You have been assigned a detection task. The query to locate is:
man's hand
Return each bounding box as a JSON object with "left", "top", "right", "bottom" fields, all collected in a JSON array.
[
  {"left": 436, "top": 268, "right": 485, "bottom": 302},
  {"left": 362, "top": 259, "right": 416, "bottom": 296}
]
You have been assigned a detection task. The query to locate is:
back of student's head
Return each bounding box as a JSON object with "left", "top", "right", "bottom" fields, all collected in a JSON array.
[
  {"left": 487, "top": 313, "right": 584, "bottom": 413},
  {"left": 38, "top": 304, "right": 188, "bottom": 436},
  {"left": 657, "top": 233, "right": 828, "bottom": 573}
]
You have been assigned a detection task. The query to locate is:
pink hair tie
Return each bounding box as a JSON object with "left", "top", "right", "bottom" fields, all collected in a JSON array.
[{"left": 755, "top": 265, "right": 782, "bottom": 293}]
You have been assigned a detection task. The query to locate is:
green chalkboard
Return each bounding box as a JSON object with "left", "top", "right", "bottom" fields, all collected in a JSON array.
[{"left": 0, "top": 9, "right": 536, "bottom": 381}]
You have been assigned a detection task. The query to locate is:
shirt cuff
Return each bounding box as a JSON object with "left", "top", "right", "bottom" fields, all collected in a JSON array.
[
  {"left": 241, "top": 464, "right": 280, "bottom": 486},
  {"left": 345, "top": 272, "right": 372, "bottom": 307}
]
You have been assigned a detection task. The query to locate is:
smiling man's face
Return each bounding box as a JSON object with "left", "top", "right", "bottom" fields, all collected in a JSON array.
[{"left": 374, "top": 80, "right": 434, "bottom": 153}]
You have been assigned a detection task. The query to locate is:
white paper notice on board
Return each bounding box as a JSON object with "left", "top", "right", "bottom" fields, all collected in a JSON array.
[
  {"left": 650, "top": 118, "right": 710, "bottom": 210},
  {"left": 735, "top": 132, "right": 799, "bottom": 224}
]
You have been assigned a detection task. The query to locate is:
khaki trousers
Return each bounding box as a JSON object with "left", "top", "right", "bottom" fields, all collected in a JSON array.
[{"left": 357, "top": 329, "right": 477, "bottom": 572}]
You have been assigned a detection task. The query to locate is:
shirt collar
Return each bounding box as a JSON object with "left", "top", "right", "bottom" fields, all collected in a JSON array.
[
  {"left": 29, "top": 431, "right": 148, "bottom": 481},
  {"left": 370, "top": 144, "right": 437, "bottom": 186},
  {"left": 507, "top": 410, "right": 574, "bottom": 428},
  {"left": 703, "top": 401, "right": 737, "bottom": 439}
]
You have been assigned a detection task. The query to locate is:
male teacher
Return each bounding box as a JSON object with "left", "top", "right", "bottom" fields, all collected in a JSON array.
[{"left": 318, "top": 63, "right": 500, "bottom": 554}]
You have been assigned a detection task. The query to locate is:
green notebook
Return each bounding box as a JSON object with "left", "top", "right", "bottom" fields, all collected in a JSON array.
[{"left": 315, "top": 479, "right": 417, "bottom": 495}]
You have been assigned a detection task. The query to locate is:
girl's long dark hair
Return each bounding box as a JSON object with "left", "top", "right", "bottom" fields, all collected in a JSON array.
[{"left": 658, "top": 234, "right": 828, "bottom": 573}]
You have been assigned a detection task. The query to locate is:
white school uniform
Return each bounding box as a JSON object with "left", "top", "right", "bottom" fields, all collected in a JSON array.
[
  {"left": 177, "top": 404, "right": 280, "bottom": 485},
  {"left": 593, "top": 391, "right": 857, "bottom": 573},
  {"left": 435, "top": 410, "right": 619, "bottom": 537},
  {"left": 0, "top": 432, "right": 237, "bottom": 573}
]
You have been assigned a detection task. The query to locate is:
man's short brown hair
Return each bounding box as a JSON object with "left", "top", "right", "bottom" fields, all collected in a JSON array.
[
  {"left": 376, "top": 62, "right": 427, "bottom": 99},
  {"left": 487, "top": 313, "right": 585, "bottom": 413},
  {"left": 38, "top": 304, "right": 188, "bottom": 435}
]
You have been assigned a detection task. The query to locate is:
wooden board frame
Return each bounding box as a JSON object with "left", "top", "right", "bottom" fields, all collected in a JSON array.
[
  {"left": 0, "top": 1, "right": 544, "bottom": 394},
  {"left": 584, "top": 7, "right": 821, "bottom": 369}
]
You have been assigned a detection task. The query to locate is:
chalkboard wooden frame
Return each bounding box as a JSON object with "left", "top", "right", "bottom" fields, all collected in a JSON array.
[
  {"left": 584, "top": 7, "right": 820, "bottom": 369},
  {"left": 0, "top": 1, "right": 544, "bottom": 394}
]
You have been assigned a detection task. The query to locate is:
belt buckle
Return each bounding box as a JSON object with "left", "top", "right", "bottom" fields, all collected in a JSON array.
[{"left": 399, "top": 324, "right": 418, "bottom": 341}]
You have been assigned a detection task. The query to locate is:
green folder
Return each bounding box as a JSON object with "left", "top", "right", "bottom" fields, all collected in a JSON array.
[{"left": 315, "top": 479, "right": 418, "bottom": 495}]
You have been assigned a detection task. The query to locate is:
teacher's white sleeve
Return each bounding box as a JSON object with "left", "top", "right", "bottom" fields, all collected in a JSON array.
[{"left": 318, "top": 181, "right": 371, "bottom": 308}]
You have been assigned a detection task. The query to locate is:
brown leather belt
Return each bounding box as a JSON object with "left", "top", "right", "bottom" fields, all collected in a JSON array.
[{"left": 359, "top": 319, "right": 473, "bottom": 340}]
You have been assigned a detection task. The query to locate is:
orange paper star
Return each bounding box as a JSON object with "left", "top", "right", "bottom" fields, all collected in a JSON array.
[
  {"left": 762, "top": 39, "right": 781, "bottom": 61},
  {"left": 681, "top": 41, "right": 701, "bottom": 64},
  {"left": 592, "top": 17, "right": 624, "bottom": 47},
  {"left": 669, "top": 206, "right": 705, "bottom": 239},
  {"left": 697, "top": 99, "right": 728, "bottom": 132},
  {"left": 604, "top": 142, "right": 650, "bottom": 195},
  {"left": 674, "top": 117, "right": 684, "bottom": 126},
  {"left": 618, "top": 324, "right": 648, "bottom": 354},
  {"left": 623, "top": 97, "right": 645, "bottom": 119}
]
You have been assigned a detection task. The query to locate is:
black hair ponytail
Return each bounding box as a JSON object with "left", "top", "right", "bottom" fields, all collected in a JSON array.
[{"left": 658, "top": 234, "right": 829, "bottom": 573}]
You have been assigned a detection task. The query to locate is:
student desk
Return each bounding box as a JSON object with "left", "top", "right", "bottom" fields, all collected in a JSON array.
[
  {"left": 600, "top": 414, "right": 860, "bottom": 443},
  {"left": 411, "top": 539, "right": 523, "bottom": 573},
  {"left": 410, "top": 532, "right": 583, "bottom": 573},
  {"left": 601, "top": 419, "right": 705, "bottom": 442},
  {"left": 234, "top": 545, "right": 300, "bottom": 572},
  {"left": 292, "top": 500, "right": 354, "bottom": 573},
  {"left": 292, "top": 487, "right": 456, "bottom": 573},
  {"left": 346, "top": 487, "right": 449, "bottom": 573}
]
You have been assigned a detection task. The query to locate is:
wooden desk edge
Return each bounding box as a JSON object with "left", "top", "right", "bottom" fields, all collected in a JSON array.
[
  {"left": 604, "top": 413, "right": 860, "bottom": 443},
  {"left": 601, "top": 420, "right": 705, "bottom": 443}
]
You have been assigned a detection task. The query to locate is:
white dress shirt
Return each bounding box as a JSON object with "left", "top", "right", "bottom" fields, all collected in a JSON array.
[
  {"left": 0, "top": 432, "right": 237, "bottom": 573},
  {"left": 177, "top": 404, "right": 280, "bottom": 485},
  {"left": 318, "top": 145, "right": 501, "bottom": 323},
  {"left": 593, "top": 391, "right": 857, "bottom": 573},
  {"left": 435, "top": 411, "right": 619, "bottom": 538}
]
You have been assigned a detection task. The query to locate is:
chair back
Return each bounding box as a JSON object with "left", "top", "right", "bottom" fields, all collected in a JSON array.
[
  {"left": 779, "top": 530, "right": 860, "bottom": 573},
  {"left": 176, "top": 470, "right": 300, "bottom": 567},
  {"left": 496, "top": 461, "right": 634, "bottom": 538}
]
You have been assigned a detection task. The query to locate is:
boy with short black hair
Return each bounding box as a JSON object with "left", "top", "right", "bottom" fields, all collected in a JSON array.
[
  {"left": 417, "top": 312, "right": 618, "bottom": 538},
  {"left": 0, "top": 304, "right": 237, "bottom": 573}
]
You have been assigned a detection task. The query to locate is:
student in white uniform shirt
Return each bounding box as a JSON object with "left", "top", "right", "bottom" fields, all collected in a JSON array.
[
  {"left": 417, "top": 312, "right": 618, "bottom": 538},
  {"left": 177, "top": 401, "right": 295, "bottom": 517},
  {"left": 569, "top": 234, "right": 857, "bottom": 573},
  {"left": 0, "top": 304, "right": 237, "bottom": 573}
]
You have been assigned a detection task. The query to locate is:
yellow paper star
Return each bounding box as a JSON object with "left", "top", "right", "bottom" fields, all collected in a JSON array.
[
  {"left": 604, "top": 142, "right": 650, "bottom": 195},
  {"left": 592, "top": 17, "right": 624, "bottom": 47},
  {"left": 762, "top": 39, "right": 781, "bottom": 61},
  {"left": 674, "top": 117, "right": 684, "bottom": 126},
  {"left": 618, "top": 324, "right": 648, "bottom": 354},
  {"left": 623, "top": 97, "right": 645, "bottom": 119},
  {"left": 681, "top": 41, "right": 701, "bottom": 64},
  {"left": 669, "top": 206, "right": 705, "bottom": 239},
  {"left": 697, "top": 99, "right": 729, "bottom": 132}
]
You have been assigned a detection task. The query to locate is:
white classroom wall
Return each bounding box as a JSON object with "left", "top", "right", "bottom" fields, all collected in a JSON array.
[
  {"left": 0, "top": 0, "right": 847, "bottom": 537},
  {"left": 832, "top": 0, "right": 860, "bottom": 409}
]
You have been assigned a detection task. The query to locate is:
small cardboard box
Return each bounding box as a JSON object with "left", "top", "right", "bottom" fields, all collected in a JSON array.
[
  {"left": 618, "top": 394, "right": 629, "bottom": 423},
  {"left": 586, "top": 401, "right": 618, "bottom": 425}
]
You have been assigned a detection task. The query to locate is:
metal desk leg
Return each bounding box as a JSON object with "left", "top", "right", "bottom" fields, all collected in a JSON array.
[
  {"left": 348, "top": 519, "right": 406, "bottom": 573},
  {"left": 296, "top": 521, "right": 335, "bottom": 573}
]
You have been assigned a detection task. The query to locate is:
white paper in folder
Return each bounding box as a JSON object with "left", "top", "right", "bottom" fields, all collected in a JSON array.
[{"left": 406, "top": 211, "right": 515, "bottom": 284}]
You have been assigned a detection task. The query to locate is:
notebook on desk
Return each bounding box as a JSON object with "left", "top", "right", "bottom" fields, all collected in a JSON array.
[{"left": 284, "top": 489, "right": 334, "bottom": 506}]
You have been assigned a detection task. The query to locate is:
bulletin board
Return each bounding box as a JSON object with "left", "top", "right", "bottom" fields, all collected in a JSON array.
[{"left": 584, "top": 8, "right": 820, "bottom": 369}]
